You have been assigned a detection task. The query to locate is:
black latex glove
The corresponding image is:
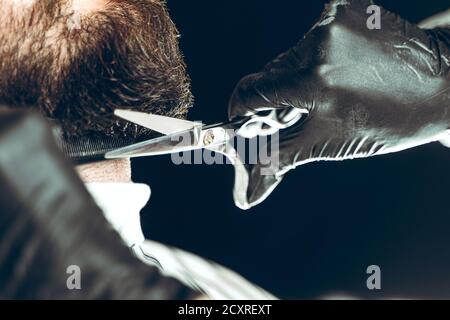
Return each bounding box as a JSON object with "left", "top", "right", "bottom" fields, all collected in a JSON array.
[
  {"left": 229, "top": 0, "right": 450, "bottom": 209},
  {"left": 0, "top": 109, "right": 196, "bottom": 299}
]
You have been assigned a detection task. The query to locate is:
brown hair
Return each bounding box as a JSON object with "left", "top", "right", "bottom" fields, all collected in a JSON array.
[{"left": 0, "top": 0, "right": 193, "bottom": 139}]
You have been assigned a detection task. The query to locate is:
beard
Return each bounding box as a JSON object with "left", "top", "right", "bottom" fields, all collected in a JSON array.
[{"left": 0, "top": 0, "right": 193, "bottom": 138}]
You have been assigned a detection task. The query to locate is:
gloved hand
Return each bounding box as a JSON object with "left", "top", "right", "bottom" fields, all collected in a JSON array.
[{"left": 229, "top": 0, "right": 450, "bottom": 209}]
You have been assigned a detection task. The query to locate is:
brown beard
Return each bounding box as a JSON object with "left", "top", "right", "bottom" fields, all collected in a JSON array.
[{"left": 0, "top": 0, "right": 193, "bottom": 138}]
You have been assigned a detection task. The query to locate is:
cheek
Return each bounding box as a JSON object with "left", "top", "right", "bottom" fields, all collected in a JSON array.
[
  {"left": 2, "top": 0, "right": 36, "bottom": 7},
  {"left": 72, "top": 0, "right": 108, "bottom": 14},
  {"left": 0, "top": 0, "right": 35, "bottom": 30},
  {"left": 0, "top": 0, "right": 36, "bottom": 24}
]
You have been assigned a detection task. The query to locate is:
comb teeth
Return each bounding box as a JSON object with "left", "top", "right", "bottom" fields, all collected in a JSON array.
[{"left": 52, "top": 126, "right": 154, "bottom": 164}]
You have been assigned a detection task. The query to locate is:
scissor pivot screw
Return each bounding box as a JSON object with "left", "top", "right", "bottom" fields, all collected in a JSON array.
[{"left": 203, "top": 130, "right": 215, "bottom": 145}]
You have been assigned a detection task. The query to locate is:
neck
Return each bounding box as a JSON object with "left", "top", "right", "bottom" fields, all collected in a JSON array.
[{"left": 76, "top": 159, "right": 132, "bottom": 183}]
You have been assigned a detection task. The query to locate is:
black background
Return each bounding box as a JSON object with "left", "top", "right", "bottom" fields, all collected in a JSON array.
[{"left": 134, "top": 0, "right": 450, "bottom": 299}]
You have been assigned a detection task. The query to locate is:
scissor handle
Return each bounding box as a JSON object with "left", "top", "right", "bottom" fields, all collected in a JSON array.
[{"left": 237, "top": 108, "right": 305, "bottom": 138}]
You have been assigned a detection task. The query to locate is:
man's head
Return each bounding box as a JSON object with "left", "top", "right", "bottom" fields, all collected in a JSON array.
[{"left": 0, "top": 0, "right": 192, "bottom": 139}]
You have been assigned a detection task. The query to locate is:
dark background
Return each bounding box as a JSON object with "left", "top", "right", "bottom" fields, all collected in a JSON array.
[{"left": 134, "top": 0, "right": 450, "bottom": 299}]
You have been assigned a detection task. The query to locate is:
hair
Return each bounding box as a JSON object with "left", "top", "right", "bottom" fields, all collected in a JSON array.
[{"left": 0, "top": 0, "right": 193, "bottom": 139}]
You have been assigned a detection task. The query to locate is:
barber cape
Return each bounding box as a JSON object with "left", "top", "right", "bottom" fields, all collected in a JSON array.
[{"left": 85, "top": 182, "right": 276, "bottom": 300}]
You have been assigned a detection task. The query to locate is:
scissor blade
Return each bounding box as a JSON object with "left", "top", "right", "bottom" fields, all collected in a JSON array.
[
  {"left": 105, "top": 128, "right": 203, "bottom": 159},
  {"left": 115, "top": 109, "right": 201, "bottom": 135}
]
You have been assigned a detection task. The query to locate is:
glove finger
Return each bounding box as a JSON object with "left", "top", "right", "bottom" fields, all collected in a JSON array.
[
  {"left": 233, "top": 120, "right": 323, "bottom": 210},
  {"left": 229, "top": 72, "right": 279, "bottom": 120},
  {"left": 233, "top": 161, "right": 284, "bottom": 211},
  {"left": 228, "top": 70, "right": 321, "bottom": 121},
  {"left": 439, "top": 131, "right": 450, "bottom": 148}
]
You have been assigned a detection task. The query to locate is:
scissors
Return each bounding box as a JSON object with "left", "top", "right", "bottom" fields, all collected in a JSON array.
[
  {"left": 105, "top": 107, "right": 307, "bottom": 160},
  {"left": 105, "top": 107, "right": 306, "bottom": 209}
]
